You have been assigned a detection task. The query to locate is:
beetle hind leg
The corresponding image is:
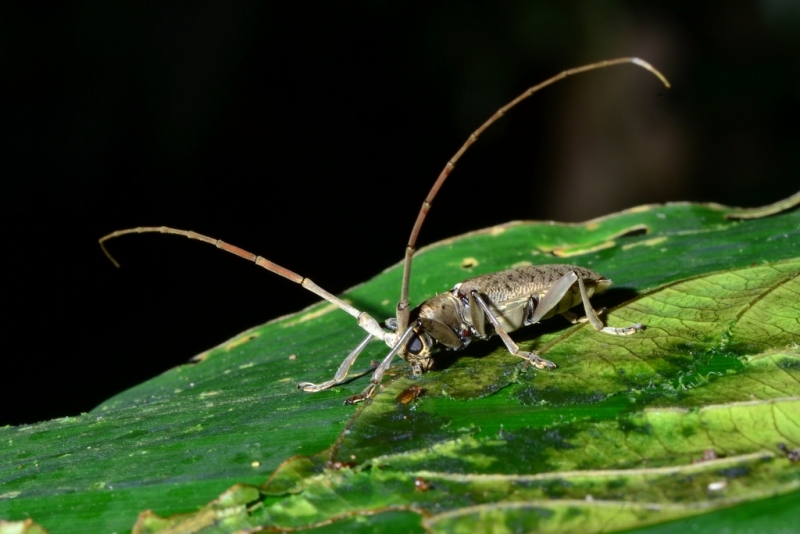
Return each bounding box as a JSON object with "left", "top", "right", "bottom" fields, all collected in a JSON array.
[
  {"left": 561, "top": 307, "right": 606, "bottom": 324},
  {"left": 530, "top": 271, "right": 642, "bottom": 336},
  {"left": 575, "top": 277, "right": 642, "bottom": 336}
]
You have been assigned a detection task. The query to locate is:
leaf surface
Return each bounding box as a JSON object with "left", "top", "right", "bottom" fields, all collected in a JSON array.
[{"left": 1, "top": 198, "right": 799, "bottom": 533}]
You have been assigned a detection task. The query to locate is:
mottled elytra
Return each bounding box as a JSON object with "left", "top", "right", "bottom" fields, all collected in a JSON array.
[{"left": 100, "top": 57, "right": 669, "bottom": 404}]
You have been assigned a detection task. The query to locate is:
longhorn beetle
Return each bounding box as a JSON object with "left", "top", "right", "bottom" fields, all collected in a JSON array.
[{"left": 101, "top": 57, "right": 670, "bottom": 404}]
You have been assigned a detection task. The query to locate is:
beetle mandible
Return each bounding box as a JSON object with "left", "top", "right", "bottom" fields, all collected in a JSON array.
[{"left": 100, "top": 57, "right": 670, "bottom": 404}]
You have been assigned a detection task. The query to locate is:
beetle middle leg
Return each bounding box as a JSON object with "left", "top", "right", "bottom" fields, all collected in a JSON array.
[{"left": 469, "top": 291, "right": 557, "bottom": 369}]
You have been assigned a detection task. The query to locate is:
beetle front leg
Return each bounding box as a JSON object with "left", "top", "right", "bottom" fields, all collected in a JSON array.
[
  {"left": 344, "top": 326, "right": 416, "bottom": 404},
  {"left": 298, "top": 333, "right": 373, "bottom": 393},
  {"left": 470, "top": 291, "right": 556, "bottom": 369}
]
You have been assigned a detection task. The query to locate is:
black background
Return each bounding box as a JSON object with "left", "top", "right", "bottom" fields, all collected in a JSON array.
[{"left": 4, "top": 2, "right": 799, "bottom": 425}]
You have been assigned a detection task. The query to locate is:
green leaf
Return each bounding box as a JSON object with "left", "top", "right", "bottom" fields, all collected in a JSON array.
[
  {"left": 1, "top": 196, "right": 799, "bottom": 533},
  {"left": 0, "top": 519, "right": 50, "bottom": 534}
]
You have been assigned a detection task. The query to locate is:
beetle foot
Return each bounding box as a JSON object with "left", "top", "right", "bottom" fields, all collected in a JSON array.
[
  {"left": 344, "top": 394, "right": 365, "bottom": 405},
  {"left": 298, "top": 380, "right": 335, "bottom": 392},
  {"left": 600, "top": 323, "right": 643, "bottom": 336},
  {"left": 519, "top": 352, "right": 557, "bottom": 370}
]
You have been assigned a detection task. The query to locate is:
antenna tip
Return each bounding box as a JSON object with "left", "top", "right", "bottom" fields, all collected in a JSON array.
[
  {"left": 630, "top": 57, "right": 671, "bottom": 89},
  {"left": 99, "top": 240, "right": 122, "bottom": 268}
]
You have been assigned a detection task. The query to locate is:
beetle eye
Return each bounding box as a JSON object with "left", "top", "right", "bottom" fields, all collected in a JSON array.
[{"left": 406, "top": 334, "right": 423, "bottom": 355}]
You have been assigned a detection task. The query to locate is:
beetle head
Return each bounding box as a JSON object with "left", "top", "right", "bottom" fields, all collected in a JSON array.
[{"left": 384, "top": 316, "right": 436, "bottom": 372}]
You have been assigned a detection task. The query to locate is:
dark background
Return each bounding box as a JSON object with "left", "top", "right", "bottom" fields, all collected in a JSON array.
[{"left": 3, "top": 2, "right": 798, "bottom": 426}]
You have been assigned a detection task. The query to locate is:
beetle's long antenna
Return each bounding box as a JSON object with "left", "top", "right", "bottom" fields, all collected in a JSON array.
[
  {"left": 395, "top": 57, "right": 670, "bottom": 333},
  {"left": 99, "top": 227, "right": 387, "bottom": 340}
]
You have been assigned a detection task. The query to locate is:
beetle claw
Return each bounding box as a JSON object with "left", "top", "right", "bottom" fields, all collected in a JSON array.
[{"left": 345, "top": 383, "right": 377, "bottom": 404}]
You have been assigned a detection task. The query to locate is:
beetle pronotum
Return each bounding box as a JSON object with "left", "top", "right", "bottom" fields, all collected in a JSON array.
[{"left": 101, "top": 57, "right": 670, "bottom": 404}]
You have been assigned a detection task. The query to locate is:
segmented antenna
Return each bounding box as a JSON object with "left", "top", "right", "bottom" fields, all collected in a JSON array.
[
  {"left": 99, "top": 227, "right": 387, "bottom": 340},
  {"left": 394, "top": 57, "right": 670, "bottom": 333}
]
